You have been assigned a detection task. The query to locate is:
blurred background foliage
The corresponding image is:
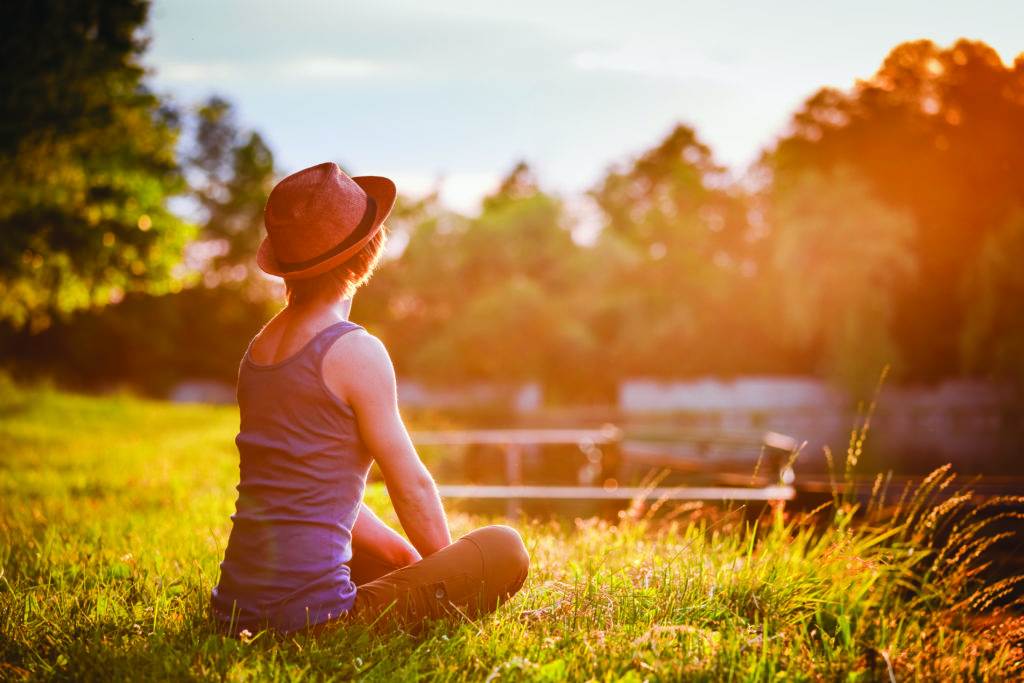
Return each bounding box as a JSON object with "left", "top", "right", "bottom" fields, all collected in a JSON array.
[
  {"left": 2, "top": 1, "right": 1024, "bottom": 402},
  {"left": 0, "top": 0, "right": 192, "bottom": 332}
]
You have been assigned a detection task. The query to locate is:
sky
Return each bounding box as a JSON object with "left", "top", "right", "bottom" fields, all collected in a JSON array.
[{"left": 146, "top": 0, "right": 1024, "bottom": 214}]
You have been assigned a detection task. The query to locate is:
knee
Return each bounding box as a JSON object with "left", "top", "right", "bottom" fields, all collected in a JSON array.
[{"left": 468, "top": 524, "right": 530, "bottom": 581}]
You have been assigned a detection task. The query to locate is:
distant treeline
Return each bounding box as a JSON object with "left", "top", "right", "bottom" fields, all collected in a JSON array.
[{"left": 2, "top": 1, "right": 1023, "bottom": 402}]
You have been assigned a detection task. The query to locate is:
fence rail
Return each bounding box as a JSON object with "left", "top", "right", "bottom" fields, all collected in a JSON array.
[
  {"left": 437, "top": 484, "right": 796, "bottom": 501},
  {"left": 411, "top": 427, "right": 799, "bottom": 515}
]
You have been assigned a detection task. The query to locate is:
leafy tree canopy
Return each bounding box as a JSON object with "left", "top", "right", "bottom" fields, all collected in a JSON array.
[
  {"left": 0, "top": 0, "right": 193, "bottom": 330},
  {"left": 766, "top": 39, "right": 1024, "bottom": 380},
  {"left": 188, "top": 96, "right": 276, "bottom": 284},
  {"left": 766, "top": 167, "right": 916, "bottom": 393}
]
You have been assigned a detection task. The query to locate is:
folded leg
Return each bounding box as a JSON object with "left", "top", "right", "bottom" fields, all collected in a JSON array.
[
  {"left": 349, "top": 525, "right": 529, "bottom": 632},
  {"left": 346, "top": 502, "right": 420, "bottom": 586},
  {"left": 347, "top": 546, "right": 405, "bottom": 586}
]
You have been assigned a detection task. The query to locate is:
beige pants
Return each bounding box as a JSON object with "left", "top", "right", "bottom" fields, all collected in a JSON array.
[{"left": 322, "top": 525, "right": 530, "bottom": 633}]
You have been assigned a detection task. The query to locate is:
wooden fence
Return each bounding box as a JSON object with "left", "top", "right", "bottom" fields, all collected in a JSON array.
[{"left": 411, "top": 427, "right": 797, "bottom": 516}]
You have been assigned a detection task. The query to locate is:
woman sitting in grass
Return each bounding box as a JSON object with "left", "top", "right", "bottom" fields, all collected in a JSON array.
[{"left": 210, "top": 162, "right": 529, "bottom": 635}]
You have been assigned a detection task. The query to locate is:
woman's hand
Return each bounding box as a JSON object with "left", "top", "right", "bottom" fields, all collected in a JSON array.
[
  {"left": 351, "top": 503, "right": 421, "bottom": 567},
  {"left": 323, "top": 330, "right": 453, "bottom": 557}
]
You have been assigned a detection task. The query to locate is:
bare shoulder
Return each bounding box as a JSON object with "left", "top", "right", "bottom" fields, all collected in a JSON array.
[{"left": 322, "top": 328, "right": 396, "bottom": 404}]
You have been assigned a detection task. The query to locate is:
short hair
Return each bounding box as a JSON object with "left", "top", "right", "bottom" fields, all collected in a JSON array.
[{"left": 284, "top": 228, "right": 387, "bottom": 305}]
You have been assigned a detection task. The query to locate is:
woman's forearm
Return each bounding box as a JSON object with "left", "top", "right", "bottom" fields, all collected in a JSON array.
[
  {"left": 387, "top": 466, "right": 452, "bottom": 557},
  {"left": 351, "top": 502, "right": 421, "bottom": 566}
]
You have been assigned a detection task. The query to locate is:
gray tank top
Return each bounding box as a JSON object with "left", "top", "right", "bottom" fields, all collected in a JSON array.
[{"left": 211, "top": 320, "right": 370, "bottom": 633}]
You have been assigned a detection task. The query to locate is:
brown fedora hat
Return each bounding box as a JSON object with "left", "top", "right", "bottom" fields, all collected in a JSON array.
[{"left": 256, "top": 162, "right": 397, "bottom": 280}]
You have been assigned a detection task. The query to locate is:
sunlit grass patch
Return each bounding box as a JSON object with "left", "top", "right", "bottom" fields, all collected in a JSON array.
[{"left": 1, "top": 384, "right": 1021, "bottom": 680}]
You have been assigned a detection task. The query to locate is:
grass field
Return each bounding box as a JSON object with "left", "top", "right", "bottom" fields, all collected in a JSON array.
[{"left": 1, "top": 381, "right": 1022, "bottom": 681}]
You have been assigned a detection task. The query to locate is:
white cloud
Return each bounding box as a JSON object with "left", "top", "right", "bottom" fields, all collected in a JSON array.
[
  {"left": 390, "top": 171, "right": 502, "bottom": 216},
  {"left": 158, "top": 61, "right": 243, "bottom": 82},
  {"left": 572, "top": 45, "right": 742, "bottom": 84},
  {"left": 391, "top": 172, "right": 604, "bottom": 242},
  {"left": 285, "top": 57, "right": 393, "bottom": 80},
  {"left": 155, "top": 57, "right": 401, "bottom": 83}
]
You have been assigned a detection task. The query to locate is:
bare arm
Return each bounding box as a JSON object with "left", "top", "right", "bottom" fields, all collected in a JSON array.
[
  {"left": 351, "top": 502, "right": 420, "bottom": 566},
  {"left": 324, "top": 331, "right": 452, "bottom": 557}
]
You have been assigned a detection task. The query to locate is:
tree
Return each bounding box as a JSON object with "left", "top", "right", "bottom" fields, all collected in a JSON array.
[
  {"left": 765, "top": 167, "right": 916, "bottom": 394},
  {"left": 767, "top": 39, "right": 1024, "bottom": 380},
  {"left": 359, "top": 163, "right": 594, "bottom": 398},
  {"left": 960, "top": 209, "right": 1024, "bottom": 388},
  {"left": 0, "top": 0, "right": 194, "bottom": 330},
  {"left": 0, "top": 92, "right": 280, "bottom": 394},
  {"left": 589, "top": 125, "right": 755, "bottom": 379},
  {"left": 188, "top": 97, "right": 276, "bottom": 287}
]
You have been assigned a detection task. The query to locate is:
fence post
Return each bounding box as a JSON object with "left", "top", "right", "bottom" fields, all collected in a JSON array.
[{"left": 504, "top": 443, "right": 523, "bottom": 518}]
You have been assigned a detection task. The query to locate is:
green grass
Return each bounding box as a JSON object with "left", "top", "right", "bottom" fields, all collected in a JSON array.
[{"left": 1, "top": 381, "right": 1021, "bottom": 681}]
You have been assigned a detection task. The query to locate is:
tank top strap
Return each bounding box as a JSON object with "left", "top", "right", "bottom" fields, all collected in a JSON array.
[{"left": 307, "top": 320, "right": 363, "bottom": 364}]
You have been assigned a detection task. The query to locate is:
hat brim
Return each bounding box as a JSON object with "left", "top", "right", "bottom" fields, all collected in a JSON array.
[{"left": 256, "top": 175, "right": 397, "bottom": 280}]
